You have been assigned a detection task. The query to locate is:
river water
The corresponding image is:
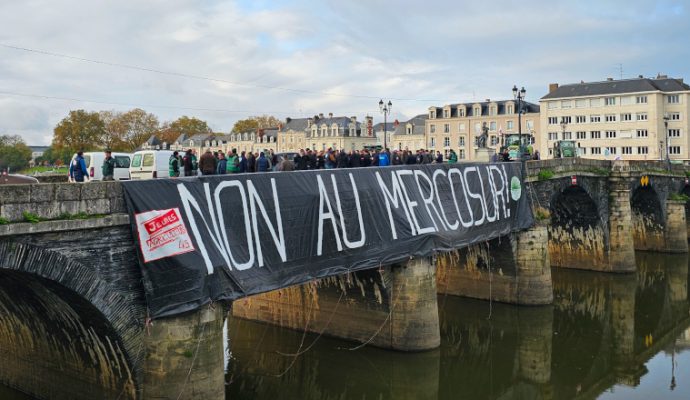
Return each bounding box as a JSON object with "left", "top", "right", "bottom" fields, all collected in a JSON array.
[
  {"left": 226, "top": 252, "right": 690, "bottom": 400},
  {"left": 0, "top": 251, "right": 688, "bottom": 399}
]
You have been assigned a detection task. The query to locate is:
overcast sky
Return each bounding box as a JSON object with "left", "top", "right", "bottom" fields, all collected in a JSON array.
[{"left": 1, "top": 0, "right": 688, "bottom": 145}]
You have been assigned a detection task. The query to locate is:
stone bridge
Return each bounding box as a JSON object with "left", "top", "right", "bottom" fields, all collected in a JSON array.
[{"left": 0, "top": 159, "right": 689, "bottom": 399}]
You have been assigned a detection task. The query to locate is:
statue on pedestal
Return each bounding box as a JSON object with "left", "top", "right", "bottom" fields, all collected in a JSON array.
[{"left": 477, "top": 123, "right": 489, "bottom": 148}]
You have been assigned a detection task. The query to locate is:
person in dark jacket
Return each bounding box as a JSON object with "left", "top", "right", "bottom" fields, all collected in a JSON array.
[
  {"left": 69, "top": 151, "right": 89, "bottom": 182},
  {"left": 239, "top": 151, "right": 247, "bottom": 173},
  {"left": 435, "top": 151, "right": 443, "bottom": 163},
  {"left": 296, "top": 149, "right": 308, "bottom": 170},
  {"left": 391, "top": 150, "right": 402, "bottom": 165},
  {"left": 257, "top": 152, "right": 270, "bottom": 172},
  {"left": 406, "top": 151, "right": 417, "bottom": 165},
  {"left": 216, "top": 152, "right": 227, "bottom": 174},
  {"left": 348, "top": 150, "right": 361, "bottom": 168},
  {"left": 361, "top": 151, "right": 371, "bottom": 167},
  {"left": 183, "top": 149, "right": 194, "bottom": 176},
  {"left": 199, "top": 149, "right": 217, "bottom": 175},
  {"left": 308, "top": 150, "right": 317, "bottom": 170},
  {"left": 246, "top": 152, "right": 256, "bottom": 172},
  {"left": 337, "top": 150, "right": 348, "bottom": 168}
]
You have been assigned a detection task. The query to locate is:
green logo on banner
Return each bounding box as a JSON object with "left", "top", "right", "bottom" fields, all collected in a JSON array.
[{"left": 510, "top": 176, "right": 522, "bottom": 201}]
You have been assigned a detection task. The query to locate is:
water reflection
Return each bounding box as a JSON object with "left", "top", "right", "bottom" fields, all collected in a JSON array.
[{"left": 227, "top": 252, "right": 690, "bottom": 399}]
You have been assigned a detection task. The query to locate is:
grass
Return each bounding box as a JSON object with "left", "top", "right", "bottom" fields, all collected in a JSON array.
[
  {"left": 22, "top": 211, "right": 41, "bottom": 223},
  {"left": 534, "top": 207, "right": 551, "bottom": 221},
  {"left": 537, "top": 169, "right": 555, "bottom": 181},
  {"left": 0, "top": 217, "right": 8, "bottom": 225},
  {"left": 669, "top": 193, "right": 690, "bottom": 202},
  {"left": 19, "top": 166, "right": 68, "bottom": 175}
]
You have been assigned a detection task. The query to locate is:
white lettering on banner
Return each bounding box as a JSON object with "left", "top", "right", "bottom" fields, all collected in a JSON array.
[
  {"left": 397, "top": 170, "right": 429, "bottom": 235},
  {"left": 463, "top": 167, "right": 487, "bottom": 226},
  {"left": 376, "top": 171, "right": 416, "bottom": 239},
  {"left": 177, "top": 178, "right": 284, "bottom": 274},
  {"left": 414, "top": 169, "right": 447, "bottom": 232},
  {"left": 332, "top": 173, "right": 366, "bottom": 249},
  {"left": 432, "top": 169, "right": 459, "bottom": 230},
  {"left": 316, "top": 175, "right": 343, "bottom": 256},
  {"left": 448, "top": 168, "right": 475, "bottom": 228},
  {"left": 489, "top": 165, "right": 510, "bottom": 219}
]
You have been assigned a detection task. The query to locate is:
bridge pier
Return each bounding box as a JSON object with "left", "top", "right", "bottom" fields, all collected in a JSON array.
[
  {"left": 436, "top": 225, "right": 553, "bottom": 305},
  {"left": 143, "top": 305, "right": 225, "bottom": 400},
  {"left": 606, "top": 166, "right": 637, "bottom": 272},
  {"left": 232, "top": 257, "right": 440, "bottom": 351},
  {"left": 664, "top": 200, "right": 689, "bottom": 253}
]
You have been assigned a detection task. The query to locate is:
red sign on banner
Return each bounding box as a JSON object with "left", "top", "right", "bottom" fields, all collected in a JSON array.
[{"left": 571, "top": 175, "right": 577, "bottom": 186}]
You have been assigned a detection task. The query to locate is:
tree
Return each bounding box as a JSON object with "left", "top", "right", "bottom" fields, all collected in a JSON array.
[
  {"left": 0, "top": 135, "right": 32, "bottom": 172},
  {"left": 37, "top": 145, "right": 74, "bottom": 166},
  {"left": 101, "top": 109, "right": 159, "bottom": 151},
  {"left": 231, "top": 115, "right": 281, "bottom": 133},
  {"left": 52, "top": 110, "right": 106, "bottom": 153},
  {"left": 160, "top": 116, "right": 212, "bottom": 144}
]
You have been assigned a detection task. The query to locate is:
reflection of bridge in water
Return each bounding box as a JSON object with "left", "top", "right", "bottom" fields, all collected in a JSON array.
[{"left": 226, "top": 252, "right": 690, "bottom": 400}]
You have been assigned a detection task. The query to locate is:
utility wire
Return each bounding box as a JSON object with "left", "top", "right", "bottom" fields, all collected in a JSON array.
[{"left": 0, "top": 43, "right": 450, "bottom": 103}]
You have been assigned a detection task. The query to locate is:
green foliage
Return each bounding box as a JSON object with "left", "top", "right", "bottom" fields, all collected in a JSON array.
[
  {"left": 101, "top": 108, "right": 160, "bottom": 152},
  {"left": 22, "top": 211, "right": 40, "bottom": 223},
  {"left": 588, "top": 167, "right": 610, "bottom": 176},
  {"left": 0, "top": 135, "right": 32, "bottom": 172},
  {"left": 537, "top": 169, "right": 555, "bottom": 181},
  {"left": 534, "top": 207, "right": 551, "bottom": 221},
  {"left": 52, "top": 109, "right": 106, "bottom": 154},
  {"left": 0, "top": 217, "right": 8, "bottom": 225},
  {"left": 669, "top": 193, "right": 690, "bottom": 202},
  {"left": 36, "top": 145, "right": 73, "bottom": 167},
  {"left": 160, "top": 116, "right": 212, "bottom": 144},
  {"left": 232, "top": 115, "right": 281, "bottom": 133}
]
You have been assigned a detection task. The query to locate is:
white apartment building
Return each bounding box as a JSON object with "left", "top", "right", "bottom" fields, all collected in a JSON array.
[{"left": 540, "top": 75, "right": 690, "bottom": 160}]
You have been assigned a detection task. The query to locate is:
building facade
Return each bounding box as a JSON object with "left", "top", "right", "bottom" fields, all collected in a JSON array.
[
  {"left": 391, "top": 114, "right": 427, "bottom": 151},
  {"left": 275, "top": 114, "right": 378, "bottom": 153},
  {"left": 539, "top": 75, "right": 690, "bottom": 160},
  {"left": 426, "top": 100, "right": 540, "bottom": 161}
]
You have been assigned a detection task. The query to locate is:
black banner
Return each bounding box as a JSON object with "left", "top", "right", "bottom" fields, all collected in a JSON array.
[{"left": 122, "top": 163, "right": 533, "bottom": 318}]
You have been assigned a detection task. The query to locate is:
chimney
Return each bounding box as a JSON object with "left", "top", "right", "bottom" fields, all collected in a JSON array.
[
  {"left": 307, "top": 118, "right": 313, "bottom": 128},
  {"left": 607, "top": 77, "right": 614, "bottom": 81},
  {"left": 638, "top": 75, "right": 644, "bottom": 78},
  {"left": 485, "top": 98, "right": 491, "bottom": 103},
  {"left": 350, "top": 116, "right": 357, "bottom": 123},
  {"left": 319, "top": 113, "right": 324, "bottom": 119},
  {"left": 285, "top": 117, "right": 292, "bottom": 123},
  {"left": 549, "top": 83, "right": 559, "bottom": 93},
  {"left": 328, "top": 112, "right": 333, "bottom": 118}
]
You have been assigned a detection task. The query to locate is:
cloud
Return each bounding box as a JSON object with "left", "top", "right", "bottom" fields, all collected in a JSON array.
[{"left": 0, "top": 0, "right": 688, "bottom": 145}]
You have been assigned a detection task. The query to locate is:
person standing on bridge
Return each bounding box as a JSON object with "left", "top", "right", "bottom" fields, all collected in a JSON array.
[
  {"left": 448, "top": 149, "right": 458, "bottom": 164},
  {"left": 101, "top": 150, "right": 116, "bottom": 181},
  {"left": 199, "top": 149, "right": 217, "bottom": 175},
  {"left": 168, "top": 151, "right": 181, "bottom": 178},
  {"left": 69, "top": 151, "right": 89, "bottom": 183}
]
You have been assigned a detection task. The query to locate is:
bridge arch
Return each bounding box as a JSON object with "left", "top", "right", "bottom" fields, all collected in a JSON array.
[
  {"left": 0, "top": 240, "right": 144, "bottom": 399},
  {"left": 548, "top": 183, "right": 608, "bottom": 270}
]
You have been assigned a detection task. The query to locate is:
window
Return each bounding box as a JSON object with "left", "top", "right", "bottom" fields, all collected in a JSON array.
[
  {"left": 407, "top": 126, "right": 412, "bottom": 135},
  {"left": 507, "top": 121, "right": 514, "bottom": 130},
  {"left": 576, "top": 131, "right": 587, "bottom": 139},
  {"left": 637, "top": 129, "right": 648, "bottom": 137},
  {"left": 605, "top": 130, "right": 617, "bottom": 138},
  {"left": 590, "top": 98, "right": 602, "bottom": 107},
  {"left": 563, "top": 132, "right": 572, "bottom": 140},
  {"left": 458, "top": 108, "right": 466, "bottom": 117},
  {"left": 668, "top": 95, "right": 680, "bottom": 104},
  {"left": 459, "top": 123, "right": 466, "bottom": 131},
  {"left": 576, "top": 99, "right": 587, "bottom": 108},
  {"left": 561, "top": 116, "right": 572, "bottom": 124},
  {"left": 591, "top": 131, "right": 601, "bottom": 139},
  {"left": 142, "top": 153, "right": 154, "bottom": 167},
  {"left": 474, "top": 122, "right": 481, "bottom": 133},
  {"left": 561, "top": 100, "right": 572, "bottom": 109},
  {"left": 636, "top": 113, "right": 648, "bottom": 121},
  {"left": 491, "top": 136, "right": 498, "bottom": 146},
  {"left": 591, "top": 147, "right": 601, "bottom": 154},
  {"left": 621, "top": 113, "right": 632, "bottom": 121},
  {"left": 576, "top": 115, "right": 587, "bottom": 123},
  {"left": 605, "top": 114, "right": 617, "bottom": 122},
  {"left": 459, "top": 149, "right": 466, "bottom": 159},
  {"left": 526, "top": 120, "right": 534, "bottom": 131},
  {"left": 490, "top": 121, "right": 497, "bottom": 131},
  {"left": 621, "top": 96, "right": 633, "bottom": 106},
  {"left": 638, "top": 147, "right": 649, "bottom": 154},
  {"left": 115, "top": 156, "right": 131, "bottom": 168},
  {"left": 670, "top": 112, "right": 681, "bottom": 121},
  {"left": 548, "top": 148, "right": 553, "bottom": 156},
  {"left": 506, "top": 105, "right": 513, "bottom": 114},
  {"left": 443, "top": 137, "right": 450, "bottom": 147},
  {"left": 443, "top": 109, "right": 450, "bottom": 118},
  {"left": 606, "top": 147, "right": 617, "bottom": 155},
  {"left": 548, "top": 117, "right": 558, "bottom": 124},
  {"left": 548, "top": 101, "right": 558, "bottom": 109},
  {"left": 636, "top": 96, "right": 648, "bottom": 104},
  {"left": 670, "top": 146, "right": 681, "bottom": 155},
  {"left": 444, "top": 123, "right": 450, "bottom": 133},
  {"left": 429, "top": 110, "right": 436, "bottom": 119},
  {"left": 459, "top": 136, "right": 465, "bottom": 146},
  {"left": 489, "top": 106, "right": 496, "bottom": 116},
  {"left": 430, "top": 124, "right": 436, "bottom": 133},
  {"left": 605, "top": 97, "right": 616, "bottom": 106},
  {"left": 590, "top": 115, "right": 601, "bottom": 123},
  {"left": 669, "top": 129, "right": 681, "bottom": 137},
  {"left": 548, "top": 132, "right": 558, "bottom": 141},
  {"left": 622, "top": 147, "right": 633, "bottom": 155},
  {"left": 474, "top": 107, "right": 482, "bottom": 116},
  {"left": 580, "top": 147, "right": 587, "bottom": 155},
  {"left": 430, "top": 137, "right": 436, "bottom": 147}
]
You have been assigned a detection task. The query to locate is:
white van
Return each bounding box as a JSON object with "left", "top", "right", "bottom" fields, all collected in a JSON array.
[
  {"left": 130, "top": 150, "right": 176, "bottom": 180},
  {"left": 70, "top": 152, "right": 132, "bottom": 181}
]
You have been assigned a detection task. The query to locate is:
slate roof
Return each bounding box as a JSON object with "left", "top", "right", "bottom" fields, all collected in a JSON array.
[
  {"left": 541, "top": 77, "right": 690, "bottom": 100},
  {"left": 145, "top": 135, "right": 161, "bottom": 146},
  {"left": 373, "top": 122, "right": 396, "bottom": 132},
  {"left": 281, "top": 117, "right": 310, "bottom": 132},
  {"left": 394, "top": 114, "right": 427, "bottom": 136},
  {"left": 429, "top": 100, "right": 539, "bottom": 118}
]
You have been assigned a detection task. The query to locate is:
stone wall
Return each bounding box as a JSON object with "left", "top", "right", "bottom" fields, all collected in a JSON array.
[
  {"left": 0, "top": 181, "right": 125, "bottom": 222},
  {"left": 34, "top": 173, "right": 69, "bottom": 184}
]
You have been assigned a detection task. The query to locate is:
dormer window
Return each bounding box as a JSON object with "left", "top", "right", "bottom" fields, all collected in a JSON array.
[
  {"left": 188, "top": 140, "right": 194, "bottom": 147},
  {"left": 474, "top": 106, "right": 481, "bottom": 116},
  {"left": 458, "top": 107, "right": 465, "bottom": 117},
  {"left": 406, "top": 125, "right": 412, "bottom": 135},
  {"left": 507, "top": 104, "right": 514, "bottom": 114},
  {"left": 443, "top": 109, "right": 450, "bottom": 118},
  {"left": 429, "top": 110, "right": 436, "bottom": 119}
]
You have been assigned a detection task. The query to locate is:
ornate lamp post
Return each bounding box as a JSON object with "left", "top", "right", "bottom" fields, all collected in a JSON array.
[
  {"left": 512, "top": 85, "right": 527, "bottom": 156},
  {"left": 664, "top": 113, "right": 670, "bottom": 163},
  {"left": 379, "top": 99, "right": 392, "bottom": 150}
]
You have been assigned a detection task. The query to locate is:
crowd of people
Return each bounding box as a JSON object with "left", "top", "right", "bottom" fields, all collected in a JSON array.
[{"left": 167, "top": 147, "right": 466, "bottom": 177}]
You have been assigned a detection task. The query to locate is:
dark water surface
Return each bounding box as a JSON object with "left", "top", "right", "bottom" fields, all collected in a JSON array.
[
  {"left": 227, "top": 252, "right": 690, "bottom": 400},
  {"left": 0, "top": 252, "right": 688, "bottom": 399}
]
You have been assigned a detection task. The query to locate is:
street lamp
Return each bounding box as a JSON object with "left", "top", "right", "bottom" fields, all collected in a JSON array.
[
  {"left": 664, "top": 113, "right": 670, "bottom": 164},
  {"left": 512, "top": 85, "right": 527, "bottom": 157},
  {"left": 379, "top": 99, "right": 392, "bottom": 150}
]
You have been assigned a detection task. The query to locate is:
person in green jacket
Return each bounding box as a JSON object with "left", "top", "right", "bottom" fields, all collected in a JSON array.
[
  {"left": 101, "top": 150, "right": 116, "bottom": 180},
  {"left": 226, "top": 148, "right": 240, "bottom": 173},
  {"left": 169, "top": 151, "right": 180, "bottom": 177},
  {"left": 448, "top": 149, "right": 458, "bottom": 163}
]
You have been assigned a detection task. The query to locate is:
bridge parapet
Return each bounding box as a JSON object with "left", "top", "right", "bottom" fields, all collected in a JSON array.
[
  {"left": 525, "top": 158, "right": 612, "bottom": 182},
  {"left": 0, "top": 181, "right": 125, "bottom": 222}
]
